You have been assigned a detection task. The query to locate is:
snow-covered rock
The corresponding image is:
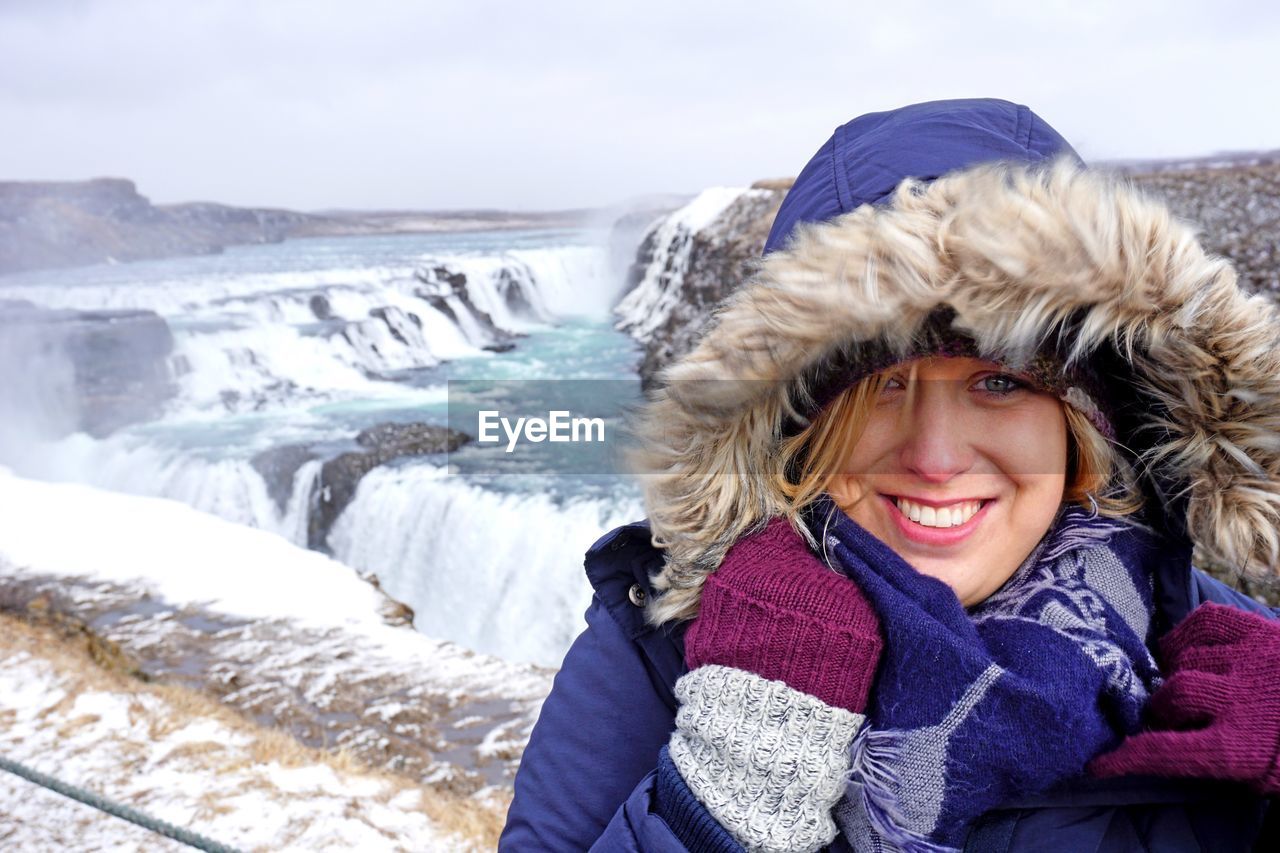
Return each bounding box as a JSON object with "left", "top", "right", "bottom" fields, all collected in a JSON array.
[{"left": 613, "top": 184, "right": 786, "bottom": 384}]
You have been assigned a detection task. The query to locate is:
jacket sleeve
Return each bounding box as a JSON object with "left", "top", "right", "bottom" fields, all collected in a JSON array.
[
  {"left": 1190, "top": 567, "right": 1280, "bottom": 619},
  {"left": 588, "top": 751, "right": 747, "bottom": 853},
  {"left": 499, "top": 592, "right": 685, "bottom": 851}
]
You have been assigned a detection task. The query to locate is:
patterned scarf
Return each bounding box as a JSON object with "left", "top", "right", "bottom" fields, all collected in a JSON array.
[{"left": 801, "top": 492, "right": 1164, "bottom": 852}]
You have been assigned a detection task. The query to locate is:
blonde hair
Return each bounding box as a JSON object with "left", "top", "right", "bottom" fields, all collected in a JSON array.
[{"left": 773, "top": 364, "right": 1144, "bottom": 525}]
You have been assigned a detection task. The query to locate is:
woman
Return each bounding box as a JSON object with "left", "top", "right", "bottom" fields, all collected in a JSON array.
[{"left": 500, "top": 99, "right": 1280, "bottom": 851}]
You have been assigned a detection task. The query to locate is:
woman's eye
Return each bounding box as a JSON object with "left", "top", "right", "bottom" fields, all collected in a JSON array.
[{"left": 977, "top": 374, "right": 1024, "bottom": 395}]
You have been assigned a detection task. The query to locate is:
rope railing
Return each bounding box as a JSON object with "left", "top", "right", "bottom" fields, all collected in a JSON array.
[{"left": 0, "top": 755, "right": 242, "bottom": 853}]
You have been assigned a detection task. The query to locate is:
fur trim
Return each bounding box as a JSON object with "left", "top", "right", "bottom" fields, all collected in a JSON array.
[{"left": 625, "top": 155, "right": 1280, "bottom": 625}]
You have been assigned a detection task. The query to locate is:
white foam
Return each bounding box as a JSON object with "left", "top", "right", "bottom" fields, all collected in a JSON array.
[{"left": 0, "top": 242, "right": 611, "bottom": 421}]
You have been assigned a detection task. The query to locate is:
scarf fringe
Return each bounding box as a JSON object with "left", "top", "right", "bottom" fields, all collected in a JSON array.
[
  {"left": 1036, "top": 505, "right": 1136, "bottom": 565},
  {"left": 848, "top": 724, "right": 959, "bottom": 853}
]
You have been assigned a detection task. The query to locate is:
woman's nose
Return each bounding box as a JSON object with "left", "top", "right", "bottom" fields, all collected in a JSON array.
[{"left": 894, "top": 383, "right": 975, "bottom": 483}]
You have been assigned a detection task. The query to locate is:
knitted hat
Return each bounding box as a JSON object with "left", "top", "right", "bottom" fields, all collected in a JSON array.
[{"left": 788, "top": 305, "right": 1117, "bottom": 440}]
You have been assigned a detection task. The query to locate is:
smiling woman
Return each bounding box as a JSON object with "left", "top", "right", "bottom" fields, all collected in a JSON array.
[
  {"left": 501, "top": 99, "right": 1280, "bottom": 853},
  {"left": 813, "top": 356, "right": 1072, "bottom": 608}
]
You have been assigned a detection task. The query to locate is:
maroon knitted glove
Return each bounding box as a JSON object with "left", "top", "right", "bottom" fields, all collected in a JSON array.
[
  {"left": 684, "top": 516, "right": 884, "bottom": 713},
  {"left": 1088, "top": 602, "right": 1280, "bottom": 795}
]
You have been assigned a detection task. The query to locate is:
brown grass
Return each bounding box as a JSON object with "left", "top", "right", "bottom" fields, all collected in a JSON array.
[
  {"left": 56, "top": 713, "right": 102, "bottom": 739},
  {"left": 420, "top": 791, "right": 509, "bottom": 849},
  {"left": 159, "top": 741, "right": 227, "bottom": 765},
  {"left": 10, "top": 592, "right": 146, "bottom": 680}
]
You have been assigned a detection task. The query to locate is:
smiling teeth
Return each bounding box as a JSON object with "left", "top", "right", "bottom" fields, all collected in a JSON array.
[{"left": 894, "top": 498, "right": 983, "bottom": 528}]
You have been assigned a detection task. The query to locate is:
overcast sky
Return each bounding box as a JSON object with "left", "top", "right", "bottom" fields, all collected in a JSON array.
[{"left": 3, "top": 0, "right": 1278, "bottom": 212}]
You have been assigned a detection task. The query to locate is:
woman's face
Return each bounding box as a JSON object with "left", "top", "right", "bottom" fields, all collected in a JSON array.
[{"left": 826, "top": 356, "right": 1067, "bottom": 606}]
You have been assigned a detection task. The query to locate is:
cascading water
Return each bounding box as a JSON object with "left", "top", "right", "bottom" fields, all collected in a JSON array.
[
  {"left": 328, "top": 465, "right": 644, "bottom": 666},
  {"left": 614, "top": 187, "right": 748, "bottom": 341},
  {"left": 0, "top": 224, "right": 668, "bottom": 667}
]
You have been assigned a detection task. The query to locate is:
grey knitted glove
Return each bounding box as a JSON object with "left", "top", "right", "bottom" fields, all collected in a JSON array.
[{"left": 668, "top": 665, "right": 865, "bottom": 853}]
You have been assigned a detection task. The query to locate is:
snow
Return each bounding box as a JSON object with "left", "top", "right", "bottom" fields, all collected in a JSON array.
[
  {"left": 0, "top": 468, "right": 556, "bottom": 849},
  {"left": 0, "top": 650, "right": 470, "bottom": 851},
  {"left": 0, "top": 467, "right": 391, "bottom": 632}
]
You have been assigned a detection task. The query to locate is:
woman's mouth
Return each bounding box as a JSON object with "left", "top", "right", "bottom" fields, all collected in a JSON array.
[{"left": 878, "top": 494, "right": 994, "bottom": 546}]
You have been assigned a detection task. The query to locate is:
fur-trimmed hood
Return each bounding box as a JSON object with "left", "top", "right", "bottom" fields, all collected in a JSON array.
[{"left": 626, "top": 153, "right": 1280, "bottom": 625}]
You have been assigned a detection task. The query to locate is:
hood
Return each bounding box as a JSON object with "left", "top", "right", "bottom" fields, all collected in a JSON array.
[
  {"left": 763, "top": 98, "right": 1080, "bottom": 255},
  {"left": 626, "top": 105, "right": 1280, "bottom": 626}
]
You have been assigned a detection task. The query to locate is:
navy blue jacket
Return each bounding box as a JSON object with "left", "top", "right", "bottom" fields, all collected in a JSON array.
[{"left": 500, "top": 520, "right": 1276, "bottom": 852}]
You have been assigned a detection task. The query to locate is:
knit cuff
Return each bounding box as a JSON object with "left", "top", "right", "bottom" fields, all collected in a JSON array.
[
  {"left": 686, "top": 578, "right": 882, "bottom": 712},
  {"left": 656, "top": 745, "right": 748, "bottom": 853},
  {"left": 669, "top": 665, "right": 864, "bottom": 853}
]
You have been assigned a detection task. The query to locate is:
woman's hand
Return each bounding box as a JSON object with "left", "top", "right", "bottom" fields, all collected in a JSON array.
[
  {"left": 1088, "top": 602, "right": 1280, "bottom": 794},
  {"left": 658, "top": 517, "right": 883, "bottom": 853},
  {"left": 684, "top": 515, "right": 884, "bottom": 711}
]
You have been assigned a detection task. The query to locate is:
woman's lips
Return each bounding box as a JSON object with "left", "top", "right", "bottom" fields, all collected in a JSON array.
[{"left": 878, "top": 493, "right": 994, "bottom": 546}]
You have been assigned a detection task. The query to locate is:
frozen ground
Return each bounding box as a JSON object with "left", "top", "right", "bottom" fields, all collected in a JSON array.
[
  {"left": 0, "top": 470, "right": 559, "bottom": 849},
  {"left": 0, "top": 615, "right": 491, "bottom": 851}
]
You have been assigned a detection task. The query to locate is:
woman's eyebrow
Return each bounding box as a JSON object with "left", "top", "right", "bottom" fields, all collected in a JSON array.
[{"left": 975, "top": 364, "right": 1033, "bottom": 378}]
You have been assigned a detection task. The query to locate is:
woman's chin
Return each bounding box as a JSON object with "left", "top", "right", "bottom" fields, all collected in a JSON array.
[{"left": 899, "top": 556, "right": 979, "bottom": 603}]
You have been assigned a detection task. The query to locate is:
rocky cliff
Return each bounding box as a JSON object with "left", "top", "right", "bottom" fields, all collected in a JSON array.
[
  {"left": 613, "top": 179, "right": 790, "bottom": 386},
  {"left": 1130, "top": 164, "right": 1280, "bottom": 295},
  {"left": 0, "top": 178, "right": 595, "bottom": 276},
  {"left": 0, "top": 178, "right": 318, "bottom": 275}
]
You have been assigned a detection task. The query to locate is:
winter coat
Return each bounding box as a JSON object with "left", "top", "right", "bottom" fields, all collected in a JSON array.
[
  {"left": 500, "top": 525, "right": 1276, "bottom": 851},
  {"left": 502, "top": 99, "right": 1280, "bottom": 851}
]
